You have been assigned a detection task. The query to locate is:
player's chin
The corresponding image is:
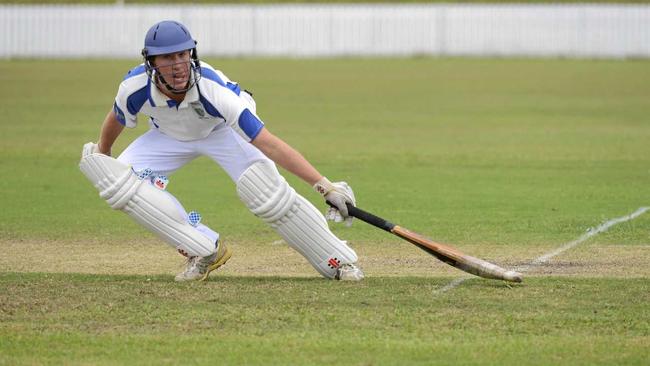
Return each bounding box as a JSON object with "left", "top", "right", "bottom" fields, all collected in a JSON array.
[{"left": 172, "top": 77, "right": 189, "bottom": 89}]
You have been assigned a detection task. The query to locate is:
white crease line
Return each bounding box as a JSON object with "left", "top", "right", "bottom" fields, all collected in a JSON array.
[
  {"left": 516, "top": 206, "right": 649, "bottom": 273},
  {"left": 433, "top": 277, "right": 470, "bottom": 294},
  {"left": 433, "top": 206, "right": 649, "bottom": 295}
]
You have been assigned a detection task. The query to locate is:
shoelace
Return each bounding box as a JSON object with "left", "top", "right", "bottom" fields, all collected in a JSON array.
[
  {"left": 192, "top": 256, "right": 213, "bottom": 273},
  {"left": 182, "top": 256, "right": 204, "bottom": 274}
]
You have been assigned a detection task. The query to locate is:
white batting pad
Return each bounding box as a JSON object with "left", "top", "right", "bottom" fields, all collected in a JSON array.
[
  {"left": 236, "top": 160, "right": 358, "bottom": 278},
  {"left": 79, "top": 153, "right": 216, "bottom": 257}
]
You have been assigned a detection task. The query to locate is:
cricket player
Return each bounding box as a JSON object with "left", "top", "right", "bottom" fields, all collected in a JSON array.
[{"left": 79, "top": 20, "right": 363, "bottom": 282}]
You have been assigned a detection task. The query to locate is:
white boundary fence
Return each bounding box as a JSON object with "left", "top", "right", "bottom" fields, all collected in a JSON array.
[{"left": 1, "top": 4, "right": 649, "bottom": 58}]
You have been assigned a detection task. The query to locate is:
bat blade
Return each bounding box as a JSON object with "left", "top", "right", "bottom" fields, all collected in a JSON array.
[
  {"left": 331, "top": 202, "right": 522, "bottom": 283},
  {"left": 392, "top": 226, "right": 522, "bottom": 282}
]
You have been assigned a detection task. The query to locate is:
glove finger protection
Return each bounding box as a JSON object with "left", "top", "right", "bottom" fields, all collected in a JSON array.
[
  {"left": 82, "top": 142, "right": 100, "bottom": 158},
  {"left": 314, "top": 177, "right": 356, "bottom": 226},
  {"left": 326, "top": 207, "right": 354, "bottom": 227},
  {"left": 343, "top": 213, "right": 353, "bottom": 228},
  {"left": 326, "top": 207, "right": 343, "bottom": 222}
]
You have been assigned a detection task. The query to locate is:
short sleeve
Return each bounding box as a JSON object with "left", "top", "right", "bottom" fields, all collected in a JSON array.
[
  {"left": 237, "top": 109, "right": 264, "bottom": 141},
  {"left": 216, "top": 89, "right": 265, "bottom": 142},
  {"left": 113, "top": 65, "right": 149, "bottom": 128},
  {"left": 197, "top": 66, "right": 265, "bottom": 142},
  {"left": 114, "top": 82, "right": 139, "bottom": 128}
]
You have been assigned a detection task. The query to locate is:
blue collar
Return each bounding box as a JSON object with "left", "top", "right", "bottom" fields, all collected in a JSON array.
[{"left": 166, "top": 99, "right": 180, "bottom": 109}]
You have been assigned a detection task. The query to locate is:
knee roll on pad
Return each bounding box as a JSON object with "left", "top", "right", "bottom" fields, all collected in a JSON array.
[
  {"left": 236, "top": 160, "right": 358, "bottom": 278},
  {"left": 79, "top": 153, "right": 215, "bottom": 257}
]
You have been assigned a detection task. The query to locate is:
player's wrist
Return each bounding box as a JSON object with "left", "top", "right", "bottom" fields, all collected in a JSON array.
[
  {"left": 313, "top": 177, "right": 335, "bottom": 196},
  {"left": 97, "top": 141, "right": 112, "bottom": 156}
]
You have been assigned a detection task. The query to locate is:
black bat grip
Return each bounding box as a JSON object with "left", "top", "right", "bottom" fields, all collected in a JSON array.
[{"left": 326, "top": 201, "right": 395, "bottom": 232}]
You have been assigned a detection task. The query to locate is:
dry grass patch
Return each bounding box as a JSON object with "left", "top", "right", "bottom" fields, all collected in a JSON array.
[{"left": 2, "top": 238, "right": 646, "bottom": 279}]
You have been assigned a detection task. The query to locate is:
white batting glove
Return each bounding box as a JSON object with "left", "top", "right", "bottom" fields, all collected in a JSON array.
[
  {"left": 313, "top": 177, "right": 356, "bottom": 227},
  {"left": 81, "top": 142, "right": 100, "bottom": 158},
  {"left": 82, "top": 142, "right": 111, "bottom": 158}
]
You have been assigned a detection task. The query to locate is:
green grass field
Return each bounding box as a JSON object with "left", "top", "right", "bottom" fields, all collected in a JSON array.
[{"left": 1, "top": 58, "right": 649, "bottom": 365}]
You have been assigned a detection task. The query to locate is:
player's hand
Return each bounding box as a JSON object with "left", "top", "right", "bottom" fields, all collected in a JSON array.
[
  {"left": 313, "top": 177, "right": 356, "bottom": 227},
  {"left": 81, "top": 142, "right": 110, "bottom": 158},
  {"left": 81, "top": 142, "right": 100, "bottom": 158}
]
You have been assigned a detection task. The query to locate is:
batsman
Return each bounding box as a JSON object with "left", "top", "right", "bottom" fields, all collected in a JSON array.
[{"left": 80, "top": 20, "right": 364, "bottom": 282}]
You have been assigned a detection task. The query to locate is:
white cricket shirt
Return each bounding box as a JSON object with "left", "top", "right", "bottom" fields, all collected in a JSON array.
[{"left": 113, "top": 62, "right": 264, "bottom": 142}]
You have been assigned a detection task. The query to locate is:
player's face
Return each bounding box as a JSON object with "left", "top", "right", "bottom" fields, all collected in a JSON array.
[{"left": 153, "top": 50, "right": 191, "bottom": 90}]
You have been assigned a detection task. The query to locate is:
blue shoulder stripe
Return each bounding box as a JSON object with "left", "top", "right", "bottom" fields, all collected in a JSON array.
[
  {"left": 126, "top": 84, "right": 149, "bottom": 116},
  {"left": 200, "top": 67, "right": 226, "bottom": 87},
  {"left": 124, "top": 65, "right": 146, "bottom": 81},
  {"left": 226, "top": 82, "right": 241, "bottom": 96}
]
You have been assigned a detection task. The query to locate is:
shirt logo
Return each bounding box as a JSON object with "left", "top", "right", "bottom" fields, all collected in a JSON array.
[{"left": 190, "top": 102, "right": 208, "bottom": 119}]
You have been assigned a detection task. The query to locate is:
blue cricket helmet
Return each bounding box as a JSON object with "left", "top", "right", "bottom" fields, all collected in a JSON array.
[
  {"left": 142, "top": 20, "right": 196, "bottom": 57},
  {"left": 141, "top": 20, "right": 202, "bottom": 94}
]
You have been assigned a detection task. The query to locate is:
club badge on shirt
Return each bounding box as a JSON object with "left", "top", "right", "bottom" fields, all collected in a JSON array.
[{"left": 190, "top": 101, "right": 209, "bottom": 119}]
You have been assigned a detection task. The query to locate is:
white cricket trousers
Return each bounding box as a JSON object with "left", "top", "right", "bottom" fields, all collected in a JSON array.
[{"left": 117, "top": 124, "right": 270, "bottom": 249}]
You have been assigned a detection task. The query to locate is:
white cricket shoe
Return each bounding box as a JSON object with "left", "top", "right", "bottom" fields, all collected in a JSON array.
[
  {"left": 336, "top": 263, "right": 365, "bottom": 281},
  {"left": 175, "top": 241, "right": 232, "bottom": 282}
]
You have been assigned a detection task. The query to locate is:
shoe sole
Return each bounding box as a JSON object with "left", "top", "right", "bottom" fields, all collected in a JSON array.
[{"left": 199, "top": 245, "right": 233, "bottom": 281}]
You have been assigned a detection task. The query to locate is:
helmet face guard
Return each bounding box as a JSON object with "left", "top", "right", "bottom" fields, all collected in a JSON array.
[
  {"left": 143, "top": 48, "right": 202, "bottom": 94},
  {"left": 141, "top": 21, "right": 202, "bottom": 94}
]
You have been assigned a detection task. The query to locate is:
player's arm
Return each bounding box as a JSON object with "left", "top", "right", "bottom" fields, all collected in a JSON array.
[
  {"left": 251, "top": 127, "right": 355, "bottom": 220},
  {"left": 215, "top": 84, "right": 356, "bottom": 219},
  {"left": 251, "top": 127, "right": 322, "bottom": 185},
  {"left": 97, "top": 109, "right": 125, "bottom": 156}
]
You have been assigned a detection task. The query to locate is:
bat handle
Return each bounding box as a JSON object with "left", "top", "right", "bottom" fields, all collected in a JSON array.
[{"left": 326, "top": 201, "right": 395, "bottom": 232}]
